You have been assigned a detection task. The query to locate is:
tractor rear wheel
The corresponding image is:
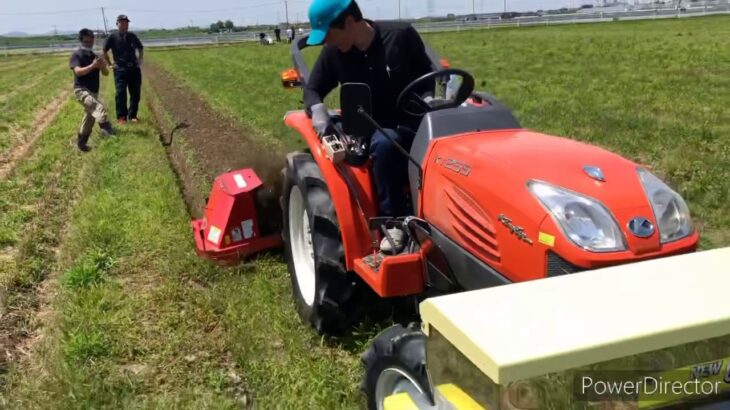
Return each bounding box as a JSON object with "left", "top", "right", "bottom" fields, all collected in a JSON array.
[
  {"left": 362, "top": 323, "right": 433, "bottom": 410},
  {"left": 282, "top": 152, "right": 367, "bottom": 335}
]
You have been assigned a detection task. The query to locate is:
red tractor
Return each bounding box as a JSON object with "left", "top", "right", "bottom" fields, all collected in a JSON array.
[{"left": 192, "top": 38, "right": 699, "bottom": 335}]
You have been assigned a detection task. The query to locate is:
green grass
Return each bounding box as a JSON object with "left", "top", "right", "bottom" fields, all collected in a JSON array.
[
  {"left": 150, "top": 43, "right": 325, "bottom": 152},
  {"left": 1, "top": 16, "right": 728, "bottom": 409},
  {"left": 0, "top": 96, "right": 81, "bottom": 289},
  {"left": 152, "top": 15, "right": 730, "bottom": 248},
  {"left": 2, "top": 75, "right": 366, "bottom": 408},
  {"left": 0, "top": 55, "right": 70, "bottom": 155}
]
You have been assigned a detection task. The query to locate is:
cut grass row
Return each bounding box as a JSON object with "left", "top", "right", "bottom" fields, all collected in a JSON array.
[
  {"left": 0, "top": 56, "right": 71, "bottom": 154},
  {"left": 0, "top": 96, "right": 80, "bottom": 287},
  {"left": 2, "top": 77, "right": 366, "bottom": 408},
  {"left": 151, "top": 15, "right": 730, "bottom": 249}
]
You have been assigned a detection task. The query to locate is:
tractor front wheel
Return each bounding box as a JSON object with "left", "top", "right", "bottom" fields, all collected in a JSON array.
[
  {"left": 282, "top": 152, "right": 367, "bottom": 335},
  {"left": 362, "top": 323, "right": 433, "bottom": 410}
]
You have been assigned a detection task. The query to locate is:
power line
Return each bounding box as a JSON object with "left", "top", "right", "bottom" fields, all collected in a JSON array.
[
  {"left": 0, "top": 8, "right": 98, "bottom": 16},
  {"left": 106, "top": 1, "right": 308, "bottom": 15}
]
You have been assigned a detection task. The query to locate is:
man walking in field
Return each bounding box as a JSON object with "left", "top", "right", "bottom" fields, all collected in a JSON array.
[
  {"left": 103, "top": 14, "right": 144, "bottom": 124},
  {"left": 69, "top": 28, "right": 114, "bottom": 152}
]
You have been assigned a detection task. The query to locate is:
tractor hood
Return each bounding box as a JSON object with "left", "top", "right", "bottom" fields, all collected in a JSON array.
[
  {"left": 419, "top": 128, "right": 695, "bottom": 283},
  {"left": 455, "top": 130, "right": 649, "bottom": 209}
]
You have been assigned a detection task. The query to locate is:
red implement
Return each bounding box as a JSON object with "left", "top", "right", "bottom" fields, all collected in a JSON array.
[{"left": 191, "top": 168, "right": 282, "bottom": 264}]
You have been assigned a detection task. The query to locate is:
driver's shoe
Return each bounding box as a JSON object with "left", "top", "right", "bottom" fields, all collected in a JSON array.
[{"left": 380, "top": 227, "right": 406, "bottom": 255}]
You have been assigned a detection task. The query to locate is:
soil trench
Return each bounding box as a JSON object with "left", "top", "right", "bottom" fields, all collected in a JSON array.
[
  {"left": 0, "top": 89, "right": 71, "bottom": 181},
  {"left": 144, "top": 63, "right": 285, "bottom": 232}
]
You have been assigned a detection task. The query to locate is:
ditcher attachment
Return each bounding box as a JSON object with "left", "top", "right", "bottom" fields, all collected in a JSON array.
[{"left": 191, "top": 168, "right": 282, "bottom": 264}]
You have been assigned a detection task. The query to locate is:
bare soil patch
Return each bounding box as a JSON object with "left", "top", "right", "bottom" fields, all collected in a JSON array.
[{"left": 144, "top": 63, "right": 284, "bottom": 232}]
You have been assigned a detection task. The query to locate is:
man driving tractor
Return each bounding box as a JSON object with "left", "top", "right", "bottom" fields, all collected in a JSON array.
[{"left": 304, "top": 0, "right": 436, "bottom": 253}]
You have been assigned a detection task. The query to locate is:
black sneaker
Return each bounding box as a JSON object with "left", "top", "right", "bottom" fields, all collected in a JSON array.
[
  {"left": 99, "top": 121, "right": 115, "bottom": 137},
  {"left": 76, "top": 133, "right": 91, "bottom": 150}
]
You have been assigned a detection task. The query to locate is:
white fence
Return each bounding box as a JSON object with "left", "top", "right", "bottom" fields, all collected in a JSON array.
[{"left": 2, "top": 1, "right": 729, "bottom": 55}]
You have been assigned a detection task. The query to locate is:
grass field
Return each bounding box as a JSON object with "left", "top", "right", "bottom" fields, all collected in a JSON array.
[
  {"left": 0, "top": 15, "right": 728, "bottom": 408},
  {"left": 0, "top": 55, "right": 70, "bottom": 155}
]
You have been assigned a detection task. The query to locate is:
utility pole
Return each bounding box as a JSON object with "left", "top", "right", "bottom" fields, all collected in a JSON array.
[
  {"left": 101, "top": 7, "right": 109, "bottom": 34},
  {"left": 284, "top": 0, "right": 290, "bottom": 27},
  {"left": 504, "top": 0, "right": 507, "bottom": 13},
  {"left": 398, "top": 0, "right": 401, "bottom": 20}
]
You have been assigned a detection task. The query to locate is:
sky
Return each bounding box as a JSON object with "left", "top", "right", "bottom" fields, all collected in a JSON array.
[{"left": 0, "top": 0, "right": 585, "bottom": 35}]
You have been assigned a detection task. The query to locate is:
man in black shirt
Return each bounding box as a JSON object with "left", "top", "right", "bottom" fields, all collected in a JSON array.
[
  {"left": 103, "top": 14, "right": 144, "bottom": 124},
  {"left": 305, "top": 0, "right": 436, "bottom": 252},
  {"left": 69, "top": 28, "right": 114, "bottom": 152}
]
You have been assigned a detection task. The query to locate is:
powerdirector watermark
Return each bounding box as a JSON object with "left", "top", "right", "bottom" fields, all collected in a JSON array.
[{"left": 574, "top": 361, "right": 730, "bottom": 402}]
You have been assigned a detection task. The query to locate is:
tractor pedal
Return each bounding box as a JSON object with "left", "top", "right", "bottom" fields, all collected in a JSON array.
[{"left": 322, "top": 135, "right": 346, "bottom": 163}]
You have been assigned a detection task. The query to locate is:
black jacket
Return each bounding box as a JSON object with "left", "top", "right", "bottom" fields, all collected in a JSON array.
[{"left": 304, "top": 20, "right": 435, "bottom": 129}]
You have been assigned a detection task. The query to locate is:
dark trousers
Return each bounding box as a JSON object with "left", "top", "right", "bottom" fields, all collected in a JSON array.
[
  {"left": 114, "top": 67, "right": 142, "bottom": 120},
  {"left": 369, "top": 126, "right": 417, "bottom": 217}
]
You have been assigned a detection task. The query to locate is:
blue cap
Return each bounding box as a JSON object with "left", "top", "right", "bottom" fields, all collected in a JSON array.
[{"left": 307, "top": 0, "right": 352, "bottom": 45}]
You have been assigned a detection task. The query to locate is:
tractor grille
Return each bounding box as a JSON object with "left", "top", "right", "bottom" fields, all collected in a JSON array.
[
  {"left": 547, "top": 251, "right": 583, "bottom": 277},
  {"left": 444, "top": 186, "right": 500, "bottom": 262}
]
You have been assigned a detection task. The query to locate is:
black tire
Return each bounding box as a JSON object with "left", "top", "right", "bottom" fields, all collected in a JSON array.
[
  {"left": 282, "top": 152, "right": 367, "bottom": 335},
  {"left": 361, "top": 323, "right": 433, "bottom": 410}
]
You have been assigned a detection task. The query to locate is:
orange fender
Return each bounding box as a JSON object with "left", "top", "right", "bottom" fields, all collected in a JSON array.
[{"left": 284, "top": 111, "right": 377, "bottom": 270}]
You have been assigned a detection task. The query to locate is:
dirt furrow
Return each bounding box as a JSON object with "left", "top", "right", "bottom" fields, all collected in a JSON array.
[
  {"left": 144, "top": 63, "right": 283, "bottom": 230},
  {"left": 0, "top": 89, "right": 70, "bottom": 181},
  {"left": 0, "top": 159, "right": 70, "bottom": 377}
]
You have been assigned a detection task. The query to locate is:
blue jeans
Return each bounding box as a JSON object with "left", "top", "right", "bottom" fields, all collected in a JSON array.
[{"left": 369, "top": 127, "right": 416, "bottom": 217}]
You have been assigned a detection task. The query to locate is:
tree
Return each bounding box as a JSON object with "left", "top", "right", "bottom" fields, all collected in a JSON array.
[{"left": 224, "top": 20, "right": 234, "bottom": 31}]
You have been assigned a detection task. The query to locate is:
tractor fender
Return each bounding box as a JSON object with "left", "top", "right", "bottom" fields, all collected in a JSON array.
[{"left": 284, "top": 111, "right": 376, "bottom": 271}]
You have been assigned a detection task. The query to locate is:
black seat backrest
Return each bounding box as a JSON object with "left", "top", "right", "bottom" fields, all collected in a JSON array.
[{"left": 407, "top": 92, "right": 522, "bottom": 211}]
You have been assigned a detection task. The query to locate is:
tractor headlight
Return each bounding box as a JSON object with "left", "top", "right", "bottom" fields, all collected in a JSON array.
[
  {"left": 637, "top": 168, "right": 692, "bottom": 243},
  {"left": 528, "top": 181, "right": 626, "bottom": 252}
]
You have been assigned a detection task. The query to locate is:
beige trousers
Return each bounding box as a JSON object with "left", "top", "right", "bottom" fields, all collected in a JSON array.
[{"left": 74, "top": 88, "right": 108, "bottom": 137}]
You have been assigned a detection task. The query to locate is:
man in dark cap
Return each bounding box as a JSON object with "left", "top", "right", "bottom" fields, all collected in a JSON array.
[
  {"left": 69, "top": 28, "right": 115, "bottom": 152},
  {"left": 103, "top": 14, "right": 144, "bottom": 124}
]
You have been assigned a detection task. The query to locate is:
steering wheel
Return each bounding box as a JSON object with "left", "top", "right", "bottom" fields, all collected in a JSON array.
[{"left": 396, "top": 68, "right": 475, "bottom": 117}]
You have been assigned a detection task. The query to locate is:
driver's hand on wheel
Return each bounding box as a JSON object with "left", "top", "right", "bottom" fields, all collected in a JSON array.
[
  {"left": 311, "top": 103, "right": 331, "bottom": 137},
  {"left": 424, "top": 95, "right": 449, "bottom": 105}
]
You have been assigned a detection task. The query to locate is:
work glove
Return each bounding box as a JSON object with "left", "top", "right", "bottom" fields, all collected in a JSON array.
[{"left": 311, "top": 103, "right": 331, "bottom": 137}]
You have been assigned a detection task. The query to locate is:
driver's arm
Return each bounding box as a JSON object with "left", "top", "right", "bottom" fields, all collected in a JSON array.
[{"left": 304, "top": 47, "right": 339, "bottom": 116}]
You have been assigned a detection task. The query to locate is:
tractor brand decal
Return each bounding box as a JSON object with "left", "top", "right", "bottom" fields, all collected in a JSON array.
[
  {"left": 434, "top": 156, "right": 471, "bottom": 176},
  {"left": 538, "top": 232, "right": 555, "bottom": 247},
  {"left": 231, "top": 227, "right": 243, "bottom": 243},
  {"left": 241, "top": 219, "right": 254, "bottom": 239},
  {"left": 498, "top": 214, "right": 533, "bottom": 245},
  {"left": 583, "top": 165, "right": 605, "bottom": 182},
  {"left": 207, "top": 225, "right": 222, "bottom": 245},
  {"left": 233, "top": 174, "right": 247, "bottom": 189},
  {"left": 690, "top": 360, "right": 723, "bottom": 380},
  {"left": 628, "top": 217, "right": 655, "bottom": 238}
]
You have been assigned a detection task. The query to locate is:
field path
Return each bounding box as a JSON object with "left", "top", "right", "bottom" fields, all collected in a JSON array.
[
  {"left": 0, "top": 89, "right": 70, "bottom": 181},
  {"left": 145, "top": 62, "right": 283, "bottom": 226}
]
